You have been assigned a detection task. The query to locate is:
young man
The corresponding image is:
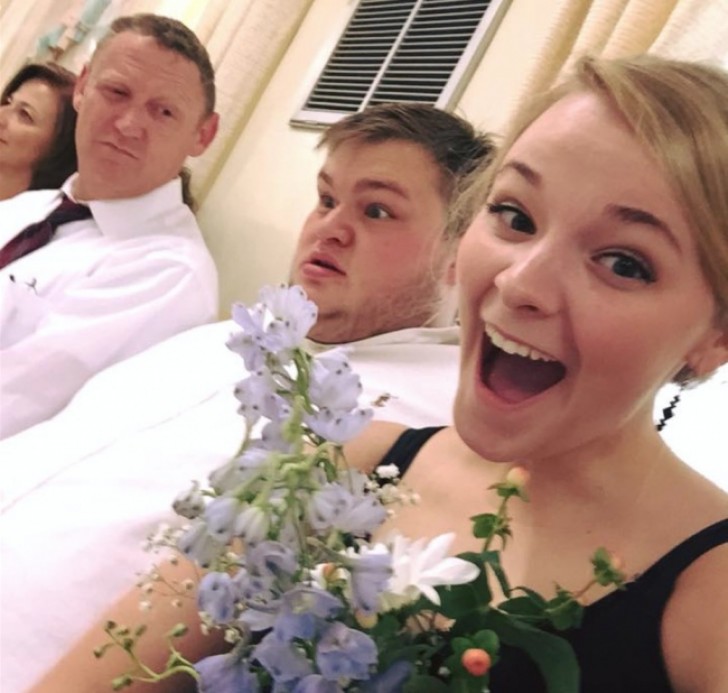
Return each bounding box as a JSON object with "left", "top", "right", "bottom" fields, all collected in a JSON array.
[
  {"left": 0, "top": 103, "right": 494, "bottom": 692},
  {"left": 0, "top": 14, "right": 220, "bottom": 439}
]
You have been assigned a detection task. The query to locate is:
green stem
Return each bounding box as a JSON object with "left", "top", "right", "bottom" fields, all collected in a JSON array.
[{"left": 482, "top": 496, "right": 509, "bottom": 552}]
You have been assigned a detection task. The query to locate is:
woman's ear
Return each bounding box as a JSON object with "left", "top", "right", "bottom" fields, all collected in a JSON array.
[{"left": 686, "top": 328, "right": 728, "bottom": 380}]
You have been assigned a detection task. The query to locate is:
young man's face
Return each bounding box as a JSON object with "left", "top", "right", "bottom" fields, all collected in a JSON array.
[
  {"left": 72, "top": 31, "right": 217, "bottom": 200},
  {"left": 289, "top": 139, "right": 454, "bottom": 344}
]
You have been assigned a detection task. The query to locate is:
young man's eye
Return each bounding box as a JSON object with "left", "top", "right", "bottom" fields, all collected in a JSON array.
[
  {"left": 364, "top": 203, "right": 392, "bottom": 220},
  {"left": 486, "top": 202, "right": 535, "bottom": 234},
  {"left": 597, "top": 252, "right": 655, "bottom": 283}
]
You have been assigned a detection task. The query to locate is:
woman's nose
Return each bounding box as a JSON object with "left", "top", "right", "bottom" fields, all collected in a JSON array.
[{"left": 494, "top": 241, "right": 564, "bottom": 316}]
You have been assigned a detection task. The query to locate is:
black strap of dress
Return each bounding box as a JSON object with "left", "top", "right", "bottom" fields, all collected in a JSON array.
[{"left": 378, "top": 426, "right": 444, "bottom": 477}]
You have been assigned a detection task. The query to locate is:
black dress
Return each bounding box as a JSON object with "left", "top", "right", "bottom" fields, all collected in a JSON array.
[{"left": 379, "top": 427, "right": 728, "bottom": 692}]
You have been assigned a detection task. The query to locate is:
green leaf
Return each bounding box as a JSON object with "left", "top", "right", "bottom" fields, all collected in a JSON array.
[
  {"left": 471, "top": 513, "right": 510, "bottom": 541},
  {"left": 451, "top": 636, "right": 474, "bottom": 655},
  {"left": 545, "top": 589, "right": 584, "bottom": 631},
  {"left": 436, "top": 559, "right": 491, "bottom": 619},
  {"left": 480, "top": 610, "right": 580, "bottom": 693},
  {"left": 403, "top": 675, "right": 449, "bottom": 692},
  {"left": 472, "top": 629, "right": 500, "bottom": 654},
  {"left": 510, "top": 585, "right": 549, "bottom": 609},
  {"left": 369, "top": 613, "right": 400, "bottom": 639},
  {"left": 498, "top": 595, "right": 547, "bottom": 620}
]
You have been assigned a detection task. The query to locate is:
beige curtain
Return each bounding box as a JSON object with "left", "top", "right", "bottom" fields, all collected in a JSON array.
[
  {"left": 185, "top": 0, "right": 314, "bottom": 202},
  {"left": 510, "top": 0, "right": 727, "bottom": 113},
  {"left": 651, "top": 0, "right": 728, "bottom": 62}
]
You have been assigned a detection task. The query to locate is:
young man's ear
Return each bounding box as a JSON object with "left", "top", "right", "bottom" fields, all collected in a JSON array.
[
  {"left": 190, "top": 112, "right": 219, "bottom": 157},
  {"left": 72, "top": 64, "right": 90, "bottom": 113},
  {"left": 445, "top": 257, "right": 457, "bottom": 287}
]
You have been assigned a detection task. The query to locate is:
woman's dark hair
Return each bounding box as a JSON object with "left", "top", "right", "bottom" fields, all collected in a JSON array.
[{"left": 1, "top": 62, "right": 78, "bottom": 190}]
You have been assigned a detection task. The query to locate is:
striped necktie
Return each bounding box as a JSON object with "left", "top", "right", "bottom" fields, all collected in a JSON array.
[{"left": 0, "top": 195, "right": 92, "bottom": 270}]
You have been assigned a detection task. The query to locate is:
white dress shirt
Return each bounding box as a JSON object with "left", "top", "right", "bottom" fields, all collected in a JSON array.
[
  {"left": 0, "top": 175, "right": 218, "bottom": 439},
  {"left": 0, "top": 320, "right": 459, "bottom": 692}
]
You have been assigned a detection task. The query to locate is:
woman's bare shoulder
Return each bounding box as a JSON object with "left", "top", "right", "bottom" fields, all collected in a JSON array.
[
  {"left": 661, "top": 538, "right": 728, "bottom": 693},
  {"left": 343, "top": 421, "right": 410, "bottom": 474}
]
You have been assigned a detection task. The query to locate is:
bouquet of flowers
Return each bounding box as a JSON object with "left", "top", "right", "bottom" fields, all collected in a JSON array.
[{"left": 98, "top": 285, "right": 625, "bottom": 692}]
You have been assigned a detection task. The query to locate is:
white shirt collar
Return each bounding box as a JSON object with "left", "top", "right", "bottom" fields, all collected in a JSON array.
[
  {"left": 61, "top": 175, "right": 187, "bottom": 239},
  {"left": 304, "top": 324, "right": 459, "bottom": 354}
]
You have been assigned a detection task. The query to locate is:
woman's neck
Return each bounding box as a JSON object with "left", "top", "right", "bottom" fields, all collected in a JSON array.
[
  {"left": 0, "top": 166, "right": 32, "bottom": 201},
  {"left": 511, "top": 418, "right": 676, "bottom": 527}
]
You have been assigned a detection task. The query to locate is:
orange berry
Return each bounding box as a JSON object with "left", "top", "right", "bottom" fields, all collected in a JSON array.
[{"left": 461, "top": 648, "right": 492, "bottom": 676}]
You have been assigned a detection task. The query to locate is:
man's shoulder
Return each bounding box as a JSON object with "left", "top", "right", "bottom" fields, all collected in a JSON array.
[{"left": 0, "top": 189, "right": 61, "bottom": 227}]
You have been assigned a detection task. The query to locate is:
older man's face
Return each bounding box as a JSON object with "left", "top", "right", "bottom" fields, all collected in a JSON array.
[
  {"left": 72, "top": 31, "right": 217, "bottom": 200},
  {"left": 290, "top": 139, "right": 454, "bottom": 344}
]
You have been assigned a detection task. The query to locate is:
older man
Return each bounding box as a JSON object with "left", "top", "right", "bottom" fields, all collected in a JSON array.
[
  {"left": 0, "top": 102, "right": 494, "bottom": 691},
  {"left": 0, "top": 14, "right": 220, "bottom": 439}
]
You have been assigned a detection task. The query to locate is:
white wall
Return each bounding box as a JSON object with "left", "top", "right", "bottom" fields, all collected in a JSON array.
[{"left": 197, "top": 0, "right": 564, "bottom": 315}]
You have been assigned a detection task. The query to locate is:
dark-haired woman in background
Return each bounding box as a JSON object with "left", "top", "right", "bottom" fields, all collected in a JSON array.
[{"left": 0, "top": 62, "right": 78, "bottom": 200}]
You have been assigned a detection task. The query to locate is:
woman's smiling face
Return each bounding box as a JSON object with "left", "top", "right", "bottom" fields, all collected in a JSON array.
[{"left": 454, "top": 91, "right": 726, "bottom": 463}]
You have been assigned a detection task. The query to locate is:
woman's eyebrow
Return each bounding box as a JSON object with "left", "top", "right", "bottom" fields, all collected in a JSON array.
[
  {"left": 497, "top": 159, "right": 542, "bottom": 186},
  {"left": 605, "top": 203, "right": 681, "bottom": 251}
]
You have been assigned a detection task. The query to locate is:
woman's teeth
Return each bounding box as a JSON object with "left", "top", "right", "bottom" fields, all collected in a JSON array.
[{"left": 484, "top": 324, "right": 555, "bottom": 362}]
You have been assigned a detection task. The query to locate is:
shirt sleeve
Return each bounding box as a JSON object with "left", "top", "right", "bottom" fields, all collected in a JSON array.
[{"left": 0, "top": 242, "right": 218, "bottom": 439}]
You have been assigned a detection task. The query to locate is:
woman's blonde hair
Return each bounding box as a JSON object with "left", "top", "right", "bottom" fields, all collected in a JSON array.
[{"left": 457, "top": 54, "right": 728, "bottom": 328}]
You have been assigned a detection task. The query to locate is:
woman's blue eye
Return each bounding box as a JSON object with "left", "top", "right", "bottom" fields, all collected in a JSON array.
[
  {"left": 364, "top": 204, "right": 392, "bottom": 220},
  {"left": 598, "top": 252, "right": 655, "bottom": 283},
  {"left": 486, "top": 202, "right": 535, "bottom": 234}
]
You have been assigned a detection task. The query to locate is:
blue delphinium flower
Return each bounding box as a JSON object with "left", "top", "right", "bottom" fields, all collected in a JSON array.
[
  {"left": 228, "top": 285, "right": 318, "bottom": 370},
  {"left": 305, "top": 407, "right": 374, "bottom": 446},
  {"left": 316, "top": 622, "right": 378, "bottom": 681},
  {"left": 254, "top": 632, "right": 314, "bottom": 684},
  {"left": 234, "top": 370, "right": 281, "bottom": 427},
  {"left": 360, "top": 660, "right": 414, "bottom": 692},
  {"left": 205, "top": 496, "right": 241, "bottom": 544},
  {"left": 260, "top": 284, "right": 318, "bottom": 352},
  {"left": 195, "top": 653, "right": 260, "bottom": 693},
  {"left": 308, "top": 483, "right": 386, "bottom": 537},
  {"left": 293, "top": 674, "right": 343, "bottom": 692},
  {"left": 177, "top": 520, "right": 225, "bottom": 569},
  {"left": 198, "top": 572, "right": 237, "bottom": 625},
  {"left": 227, "top": 302, "right": 269, "bottom": 371},
  {"left": 172, "top": 481, "right": 206, "bottom": 520},
  {"left": 249, "top": 541, "right": 299, "bottom": 581},
  {"left": 234, "top": 504, "right": 270, "bottom": 545},
  {"left": 344, "top": 546, "right": 392, "bottom": 616},
  {"left": 274, "top": 586, "right": 343, "bottom": 641},
  {"left": 308, "top": 349, "right": 362, "bottom": 412}
]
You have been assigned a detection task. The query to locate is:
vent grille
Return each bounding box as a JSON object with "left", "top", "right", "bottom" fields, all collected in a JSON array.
[{"left": 292, "top": 0, "right": 511, "bottom": 127}]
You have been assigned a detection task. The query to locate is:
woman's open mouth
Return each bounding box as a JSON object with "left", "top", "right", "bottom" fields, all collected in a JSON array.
[{"left": 480, "top": 324, "right": 566, "bottom": 404}]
